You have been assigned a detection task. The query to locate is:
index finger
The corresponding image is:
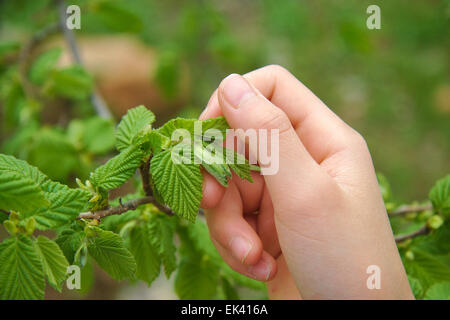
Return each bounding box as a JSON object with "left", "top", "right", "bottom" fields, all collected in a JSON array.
[{"left": 200, "top": 65, "right": 360, "bottom": 164}]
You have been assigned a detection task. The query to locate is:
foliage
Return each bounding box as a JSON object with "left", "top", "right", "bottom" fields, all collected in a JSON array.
[
  {"left": 0, "top": 106, "right": 262, "bottom": 299},
  {"left": 0, "top": 0, "right": 449, "bottom": 300}
]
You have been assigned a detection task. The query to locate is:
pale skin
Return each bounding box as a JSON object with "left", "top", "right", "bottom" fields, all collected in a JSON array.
[{"left": 199, "top": 65, "right": 414, "bottom": 300}]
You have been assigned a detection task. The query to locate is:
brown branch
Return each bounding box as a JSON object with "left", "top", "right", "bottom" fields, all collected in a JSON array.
[
  {"left": 0, "top": 209, "right": 11, "bottom": 215},
  {"left": 388, "top": 203, "right": 432, "bottom": 217},
  {"left": 17, "top": 23, "right": 59, "bottom": 98},
  {"left": 78, "top": 196, "right": 174, "bottom": 220},
  {"left": 395, "top": 226, "right": 429, "bottom": 243}
]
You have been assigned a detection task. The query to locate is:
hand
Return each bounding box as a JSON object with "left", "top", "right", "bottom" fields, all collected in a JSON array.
[{"left": 199, "top": 65, "right": 414, "bottom": 299}]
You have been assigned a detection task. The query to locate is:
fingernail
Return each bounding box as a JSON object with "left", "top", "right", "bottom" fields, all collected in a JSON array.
[
  {"left": 247, "top": 258, "right": 272, "bottom": 281},
  {"left": 222, "top": 74, "right": 255, "bottom": 108},
  {"left": 229, "top": 236, "right": 252, "bottom": 263}
]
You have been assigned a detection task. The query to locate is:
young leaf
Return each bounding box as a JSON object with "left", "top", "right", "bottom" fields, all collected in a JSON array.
[
  {"left": 90, "top": 144, "right": 144, "bottom": 191},
  {"left": 128, "top": 224, "right": 161, "bottom": 286},
  {"left": 55, "top": 229, "right": 85, "bottom": 264},
  {"left": 29, "top": 48, "right": 62, "bottom": 85},
  {"left": 87, "top": 227, "right": 136, "bottom": 281},
  {"left": 403, "top": 248, "right": 450, "bottom": 291},
  {"left": 156, "top": 117, "right": 229, "bottom": 140},
  {"left": 34, "top": 235, "right": 69, "bottom": 292},
  {"left": 68, "top": 117, "right": 116, "bottom": 155},
  {"left": 0, "top": 153, "right": 49, "bottom": 212},
  {"left": 45, "top": 66, "right": 93, "bottom": 100},
  {"left": 225, "top": 149, "right": 255, "bottom": 183},
  {"left": 194, "top": 143, "right": 231, "bottom": 187},
  {"left": 175, "top": 257, "right": 219, "bottom": 300},
  {"left": 429, "top": 174, "right": 450, "bottom": 217},
  {"left": 408, "top": 276, "right": 424, "bottom": 299},
  {"left": 0, "top": 235, "right": 45, "bottom": 300},
  {"left": 116, "top": 105, "right": 155, "bottom": 152},
  {"left": 150, "top": 149, "right": 202, "bottom": 222},
  {"left": 424, "top": 282, "right": 450, "bottom": 300},
  {"left": 24, "top": 181, "right": 91, "bottom": 230},
  {"left": 149, "top": 214, "right": 177, "bottom": 277}
]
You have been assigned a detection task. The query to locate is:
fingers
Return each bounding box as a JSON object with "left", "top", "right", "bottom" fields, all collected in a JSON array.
[
  {"left": 200, "top": 171, "right": 225, "bottom": 209},
  {"left": 205, "top": 182, "right": 263, "bottom": 265},
  {"left": 217, "top": 73, "right": 330, "bottom": 210},
  {"left": 212, "top": 238, "right": 277, "bottom": 281},
  {"left": 202, "top": 65, "right": 363, "bottom": 164}
]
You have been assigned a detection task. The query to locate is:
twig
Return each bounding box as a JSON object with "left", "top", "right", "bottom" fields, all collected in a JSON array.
[
  {"left": 140, "top": 157, "right": 152, "bottom": 196},
  {"left": 395, "top": 226, "right": 428, "bottom": 243},
  {"left": 388, "top": 203, "right": 432, "bottom": 217},
  {"left": 0, "top": 209, "right": 10, "bottom": 215},
  {"left": 57, "top": 0, "right": 112, "bottom": 119},
  {"left": 17, "top": 23, "right": 59, "bottom": 98}
]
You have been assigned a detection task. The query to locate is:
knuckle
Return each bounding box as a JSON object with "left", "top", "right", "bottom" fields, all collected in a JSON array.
[
  {"left": 258, "top": 108, "right": 292, "bottom": 134},
  {"left": 348, "top": 129, "right": 368, "bottom": 150}
]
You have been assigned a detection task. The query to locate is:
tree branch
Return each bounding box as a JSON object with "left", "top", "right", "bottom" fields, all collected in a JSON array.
[
  {"left": 140, "top": 156, "right": 152, "bottom": 196},
  {"left": 388, "top": 203, "right": 432, "bottom": 217},
  {"left": 0, "top": 209, "right": 10, "bottom": 215},
  {"left": 78, "top": 196, "right": 173, "bottom": 220},
  {"left": 395, "top": 226, "right": 429, "bottom": 243},
  {"left": 57, "top": 0, "right": 112, "bottom": 119}
]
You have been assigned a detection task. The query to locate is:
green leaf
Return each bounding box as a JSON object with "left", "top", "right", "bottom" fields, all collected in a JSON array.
[
  {"left": 226, "top": 149, "right": 255, "bottom": 183},
  {"left": 429, "top": 174, "right": 450, "bottom": 217},
  {"left": 0, "top": 212, "right": 8, "bottom": 224},
  {"left": 29, "top": 48, "right": 62, "bottom": 85},
  {"left": 128, "top": 224, "right": 161, "bottom": 286},
  {"left": 149, "top": 214, "right": 177, "bottom": 277},
  {"left": 27, "top": 127, "right": 79, "bottom": 180},
  {"left": 157, "top": 117, "right": 229, "bottom": 141},
  {"left": 150, "top": 149, "right": 202, "bottom": 222},
  {"left": 68, "top": 117, "right": 116, "bottom": 155},
  {"left": 193, "top": 144, "right": 231, "bottom": 187},
  {"left": 45, "top": 66, "right": 93, "bottom": 100},
  {"left": 221, "top": 276, "right": 240, "bottom": 300},
  {"left": 403, "top": 248, "right": 450, "bottom": 291},
  {"left": 55, "top": 228, "right": 85, "bottom": 264},
  {"left": 0, "top": 235, "right": 45, "bottom": 300},
  {"left": 116, "top": 105, "right": 155, "bottom": 152},
  {"left": 25, "top": 181, "right": 91, "bottom": 230},
  {"left": 94, "top": 0, "right": 143, "bottom": 33},
  {"left": 87, "top": 227, "right": 136, "bottom": 281},
  {"left": 377, "top": 173, "right": 392, "bottom": 203},
  {"left": 90, "top": 144, "right": 144, "bottom": 190},
  {"left": 0, "top": 153, "right": 49, "bottom": 212},
  {"left": 413, "top": 221, "right": 450, "bottom": 255},
  {"left": 175, "top": 257, "right": 219, "bottom": 299},
  {"left": 34, "top": 235, "right": 69, "bottom": 292},
  {"left": 424, "top": 282, "right": 450, "bottom": 300},
  {"left": 146, "top": 130, "right": 171, "bottom": 155},
  {"left": 408, "top": 276, "right": 424, "bottom": 299}
]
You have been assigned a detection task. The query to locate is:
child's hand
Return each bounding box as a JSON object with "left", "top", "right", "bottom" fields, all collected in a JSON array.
[{"left": 199, "top": 65, "right": 414, "bottom": 299}]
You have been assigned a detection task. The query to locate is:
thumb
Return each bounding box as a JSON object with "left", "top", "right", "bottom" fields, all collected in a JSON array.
[{"left": 217, "top": 74, "right": 327, "bottom": 209}]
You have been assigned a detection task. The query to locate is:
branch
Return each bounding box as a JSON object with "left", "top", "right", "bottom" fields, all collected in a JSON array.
[
  {"left": 57, "top": 0, "right": 112, "bottom": 119},
  {"left": 140, "top": 157, "right": 152, "bottom": 196},
  {"left": 0, "top": 209, "right": 10, "bottom": 215},
  {"left": 395, "top": 226, "right": 429, "bottom": 243},
  {"left": 388, "top": 203, "right": 432, "bottom": 217},
  {"left": 78, "top": 196, "right": 173, "bottom": 220},
  {"left": 17, "top": 23, "right": 59, "bottom": 98}
]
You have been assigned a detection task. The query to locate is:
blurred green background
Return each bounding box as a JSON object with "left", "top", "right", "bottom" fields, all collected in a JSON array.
[{"left": 0, "top": 0, "right": 449, "bottom": 298}]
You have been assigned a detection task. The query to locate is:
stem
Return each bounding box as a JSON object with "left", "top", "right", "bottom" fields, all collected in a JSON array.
[
  {"left": 0, "top": 209, "right": 10, "bottom": 215},
  {"left": 18, "top": 23, "right": 59, "bottom": 98},
  {"left": 388, "top": 203, "right": 432, "bottom": 217},
  {"left": 140, "top": 156, "right": 152, "bottom": 196},
  {"left": 78, "top": 196, "right": 173, "bottom": 220},
  {"left": 394, "top": 226, "right": 428, "bottom": 243},
  {"left": 57, "top": 0, "right": 112, "bottom": 119}
]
